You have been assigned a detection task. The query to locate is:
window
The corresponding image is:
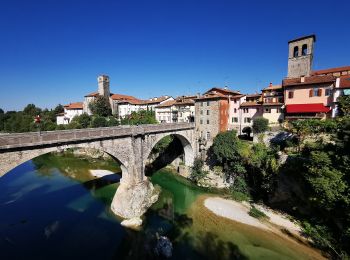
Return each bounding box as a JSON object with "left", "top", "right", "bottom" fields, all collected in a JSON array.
[
  {"left": 207, "top": 110, "right": 210, "bottom": 115},
  {"left": 234, "top": 108, "right": 237, "bottom": 113},
  {"left": 325, "top": 88, "right": 331, "bottom": 96},
  {"left": 244, "top": 117, "right": 251, "bottom": 123},
  {"left": 207, "top": 120, "right": 210, "bottom": 124},
  {"left": 232, "top": 117, "right": 238, "bottom": 123},
  {"left": 277, "top": 108, "right": 282, "bottom": 113},
  {"left": 293, "top": 46, "right": 299, "bottom": 57},
  {"left": 288, "top": 91, "right": 294, "bottom": 99},
  {"left": 206, "top": 132, "right": 211, "bottom": 140},
  {"left": 243, "top": 108, "right": 249, "bottom": 113},
  {"left": 264, "top": 108, "right": 271, "bottom": 113},
  {"left": 201, "top": 102, "right": 203, "bottom": 107},
  {"left": 200, "top": 110, "right": 203, "bottom": 115},
  {"left": 200, "top": 119, "right": 203, "bottom": 124},
  {"left": 207, "top": 101, "right": 210, "bottom": 106},
  {"left": 310, "top": 88, "right": 322, "bottom": 97},
  {"left": 234, "top": 99, "right": 237, "bottom": 104},
  {"left": 302, "top": 44, "right": 307, "bottom": 56}
]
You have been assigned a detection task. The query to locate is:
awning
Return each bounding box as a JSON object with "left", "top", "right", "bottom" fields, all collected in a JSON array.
[{"left": 286, "top": 103, "right": 330, "bottom": 113}]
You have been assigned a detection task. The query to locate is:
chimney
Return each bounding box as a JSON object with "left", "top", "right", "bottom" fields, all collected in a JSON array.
[
  {"left": 269, "top": 82, "right": 272, "bottom": 87},
  {"left": 224, "top": 86, "right": 228, "bottom": 90},
  {"left": 98, "top": 75, "right": 110, "bottom": 98},
  {"left": 300, "top": 76, "right": 305, "bottom": 83}
]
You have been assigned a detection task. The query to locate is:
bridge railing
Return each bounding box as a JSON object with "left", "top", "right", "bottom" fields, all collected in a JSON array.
[{"left": 0, "top": 123, "right": 195, "bottom": 150}]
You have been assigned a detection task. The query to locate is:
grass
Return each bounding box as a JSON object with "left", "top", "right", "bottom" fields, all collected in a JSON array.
[{"left": 248, "top": 206, "right": 269, "bottom": 220}]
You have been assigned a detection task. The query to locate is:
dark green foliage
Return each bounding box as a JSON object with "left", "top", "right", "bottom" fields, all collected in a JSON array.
[
  {"left": 23, "top": 104, "right": 41, "bottom": 116},
  {"left": 190, "top": 157, "right": 208, "bottom": 183},
  {"left": 120, "top": 110, "right": 157, "bottom": 125},
  {"left": 55, "top": 124, "right": 66, "bottom": 130},
  {"left": 71, "top": 113, "right": 91, "bottom": 128},
  {"left": 107, "top": 116, "right": 118, "bottom": 127},
  {"left": 229, "top": 176, "right": 250, "bottom": 202},
  {"left": 0, "top": 108, "right": 4, "bottom": 114},
  {"left": 248, "top": 206, "right": 268, "bottom": 220},
  {"left": 338, "top": 95, "right": 350, "bottom": 116},
  {"left": 88, "top": 95, "right": 112, "bottom": 117},
  {"left": 91, "top": 116, "right": 108, "bottom": 128},
  {"left": 152, "top": 135, "right": 174, "bottom": 154},
  {"left": 53, "top": 104, "right": 64, "bottom": 115},
  {"left": 252, "top": 117, "right": 269, "bottom": 134},
  {"left": 242, "top": 126, "right": 252, "bottom": 137}
]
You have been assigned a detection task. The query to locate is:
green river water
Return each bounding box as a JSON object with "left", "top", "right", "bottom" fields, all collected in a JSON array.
[{"left": 0, "top": 152, "right": 323, "bottom": 259}]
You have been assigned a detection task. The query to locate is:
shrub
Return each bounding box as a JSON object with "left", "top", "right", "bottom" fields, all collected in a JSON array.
[
  {"left": 248, "top": 206, "right": 269, "bottom": 220},
  {"left": 72, "top": 113, "right": 91, "bottom": 128},
  {"left": 91, "top": 116, "right": 108, "bottom": 128},
  {"left": 252, "top": 117, "right": 269, "bottom": 134},
  {"left": 89, "top": 96, "right": 112, "bottom": 117},
  {"left": 242, "top": 126, "right": 252, "bottom": 137},
  {"left": 190, "top": 157, "right": 208, "bottom": 183}
]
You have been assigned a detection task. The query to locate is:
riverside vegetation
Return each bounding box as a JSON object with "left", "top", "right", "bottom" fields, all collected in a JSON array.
[
  {"left": 190, "top": 116, "right": 350, "bottom": 259},
  {"left": 0, "top": 99, "right": 157, "bottom": 133}
]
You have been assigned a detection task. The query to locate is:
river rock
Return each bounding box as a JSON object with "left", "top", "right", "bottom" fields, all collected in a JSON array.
[
  {"left": 120, "top": 217, "right": 143, "bottom": 229},
  {"left": 154, "top": 236, "right": 173, "bottom": 258},
  {"left": 111, "top": 179, "right": 160, "bottom": 219}
]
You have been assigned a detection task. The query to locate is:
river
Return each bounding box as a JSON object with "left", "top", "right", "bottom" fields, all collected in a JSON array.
[{"left": 0, "top": 152, "right": 323, "bottom": 259}]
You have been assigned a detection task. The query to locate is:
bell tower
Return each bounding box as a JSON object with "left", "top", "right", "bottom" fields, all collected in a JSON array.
[
  {"left": 287, "top": 35, "right": 316, "bottom": 78},
  {"left": 98, "top": 75, "right": 110, "bottom": 98}
]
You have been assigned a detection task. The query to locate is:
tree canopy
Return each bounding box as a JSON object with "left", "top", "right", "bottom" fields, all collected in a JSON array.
[
  {"left": 252, "top": 117, "right": 269, "bottom": 134},
  {"left": 88, "top": 96, "right": 112, "bottom": 117}
]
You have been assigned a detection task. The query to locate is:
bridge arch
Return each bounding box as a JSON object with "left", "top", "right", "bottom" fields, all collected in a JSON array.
[
  {"left": 143, "top": 131, "right": 194, "bottom": 172},
  {"left": 0, "top": 144, "right": 129, "bottom": 180}
]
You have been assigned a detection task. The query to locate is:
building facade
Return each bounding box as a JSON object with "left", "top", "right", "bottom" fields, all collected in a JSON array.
[{"left": 57, "top": 102, "right": 84, "bottom": 125}]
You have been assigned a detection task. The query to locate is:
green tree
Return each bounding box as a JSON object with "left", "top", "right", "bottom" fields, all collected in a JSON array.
[
  {"left": 242, "top": 126, "right": 252, "bottom": 137},
  {"left": 338, "top": 95, "right": 350, "bottom": 117},
  {"left": 0, "top": 108, "right": 4, "bottom": 114},
  {"left": 23, "top": 104, "right": 41, "bottom": 116},
  {"left": 120, "top": 110, "right": 157, "bottom": 125},
  {"left": 54, "top": 104, "right": 64, "bottom": 115},
  {"left": 71, "top": 113, "right": 91, "bottom": 128},
  {"left": 107, "top": 116, "right": 118, "bottom": 127},
  {"left": 252, "top": 117, "right": 269, "bottom": 134},
  {"left": 91, "top": 116, "right": 108, "bottom": 128},
  {"left": 89, "top": 96, "right": 112, "bottom": 117},
  {"left": 190, "top": 157, "right": 208, "bottom": 183}
]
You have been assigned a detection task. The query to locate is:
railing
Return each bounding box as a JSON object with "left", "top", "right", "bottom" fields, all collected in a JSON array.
[{"left": 0, "top": 123, "right": 195, "bottom": 150}]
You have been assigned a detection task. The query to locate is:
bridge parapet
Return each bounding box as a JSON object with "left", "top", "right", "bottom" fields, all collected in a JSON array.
[{"left": 0, "top": 123, "right": 195, "bottom": 150}]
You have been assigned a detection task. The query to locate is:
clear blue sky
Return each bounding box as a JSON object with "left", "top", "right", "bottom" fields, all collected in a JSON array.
[{"left": 1, "top": 0, "right": 349, "bottom": 111}]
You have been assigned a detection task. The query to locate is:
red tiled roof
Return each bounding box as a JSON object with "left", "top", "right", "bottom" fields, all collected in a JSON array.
[
  {"left": 111, "top": 93, "right": 138, "bottom": 101},
  {"left": 246, "top": 93, "right": 261, "bottom": 98},
  {"left": 195, "top": 92, "right": 227, "bottom": 100},
  {"left": 84, "top": 92, "right": 99, "bottom": 97},
  {"left": 286, "top": 103, "right": 330, "bottom": 113},
  {"left": 156, "top": 100, "right": 176, "bottom": 108},
  {"left": 262, "top": 84, "right": 282, "bottom": 91},
  {"left": 143, "top": 96, "right": 172, "bottom": 104},
  {"left": 240, "top": 101, "right": 261, "bottom": 107},
  {"left": 204, "top": 87, "right": 241, "bottom": 96},
  {"left": 283, "top": 75, "right": 336, "bottom": 87},
  {"left": 340, "top": 75, "right": 350, "bottom": 89},
  {"left": 64, "top": 102, "right": 83, "bottom": 109},
  {"left": 312, "top": 66, "right": 350, "bottom": 76}
]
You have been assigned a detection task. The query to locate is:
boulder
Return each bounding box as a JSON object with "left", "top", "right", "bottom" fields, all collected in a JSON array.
[
  {"left": 111, "top": 179, "right": 160, "bottom": 219},
  {"left": 120, "top": 217, "right": 143, "bottom": 229}
]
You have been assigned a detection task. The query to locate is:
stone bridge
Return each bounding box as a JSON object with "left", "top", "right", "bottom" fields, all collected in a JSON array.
[{"left": 0, "top": 123, "right": 196, "bottom": 221}]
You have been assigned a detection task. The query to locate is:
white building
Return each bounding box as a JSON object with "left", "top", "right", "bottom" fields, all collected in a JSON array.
[
  {"left": 155, "top": 96, "right": 195, "bottom": 123},
  {"left": 56, "top": 102, "right": 84, "bottom": 125}
]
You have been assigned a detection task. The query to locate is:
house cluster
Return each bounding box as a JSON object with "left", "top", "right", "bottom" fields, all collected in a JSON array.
[{"left": 57, "top": 35, "right": 350, "bottom": 144}]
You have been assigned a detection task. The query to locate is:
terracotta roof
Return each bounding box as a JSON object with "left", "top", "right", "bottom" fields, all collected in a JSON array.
[
  {"left": 64, "top": 102, "right": 83, "bottom": 110},
  {"left": 288, "top": 34, "right": 316, "bottom": 44},
  {"left": 174, "top": 99, "right": 195, "bottom": 106},
  {"left": 283, "top": 75, "right": 336, "bottom": 87},
  {"left": 110, "top": 93, "right": 138, "bottom": 101},
  {"left": 231, "top": 94, "right": 246, "bottom": 99},
  {"left": 204, "top": 87, "right": 241, "bottom": 96},
  {"left": 340, "top": 75, "right": 350, "bottom": 89},
  {"left": 240, "top": 101, "right": 261, "bottom": 107},
  {"left": 262, "top": 84, "right": 282, "bottom": 91},
  {"left": 144, "top": 96, "right": 172, "bottom": 104},
  {"left": 84, "top": 92, "right": 99, "bottom": 97},
  {"left": 155, "top": 100, "right": 176, "bottom": 108},
  {"left": 312, "top": 66, "right": 350, "bottom": 76},
  {"left": 195, "top": 92, "right": 227, "bottom": 101},
  {"left": 246, "top": 93, "right": 262, "bottom": 98},
  {"left": 286, "top": 103, "right": 330, "bottom": 113}
]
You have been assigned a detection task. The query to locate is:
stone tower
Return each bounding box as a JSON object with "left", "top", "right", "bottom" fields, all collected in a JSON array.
[
  {"left": 287, "top": 35, "right": 316, "bottom": 78},
  {"left": 98, "top": 75, "right": 110, "bottom": 98}
]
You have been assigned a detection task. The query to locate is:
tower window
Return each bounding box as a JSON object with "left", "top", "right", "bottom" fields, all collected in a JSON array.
[
  {"left": 302, "top": 44, "right": 308, "bottom": 56},
  {"left": 293, "top": 46, "right": 299, "bottom": 57}
]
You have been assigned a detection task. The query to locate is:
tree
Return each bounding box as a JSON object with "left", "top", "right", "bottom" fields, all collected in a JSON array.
[
  {"left": 107, "top": 116, "right": 118, "bottom": 127},
  {"left": 252, "top": 117, "right": 269, "bottom": 134},
  {"left": 190, "top": 157, "right": 208, "bottom": 183},
  {"left": 242, "top": 126, "right": 252, "bottom": 137},
  {"left": 338, "top": 95, "right": 350, "bottom": 117},
  {"left": 0, "top": 108, "right": 4, "bottom": 114},
  {"left": 120, "top": 110, "right": 157, "bottom": 125},
  {"left": 54, "top": 104, "right": 64, "bottom": 115},
  {"left": 23, "top": 104, "right": 41, "bottom": 117},
  {"left": 89, "top": 96, "right": 112, "bottom": 117},
  {"left": 91, "top": 116, "right": 108, "bottom": 128},
  {"left": 71, "top": 113, "right": 91, "bottom": 128}
]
